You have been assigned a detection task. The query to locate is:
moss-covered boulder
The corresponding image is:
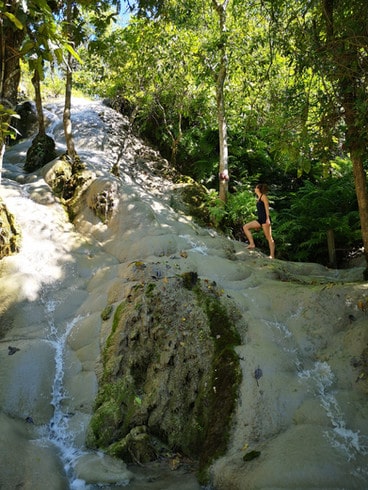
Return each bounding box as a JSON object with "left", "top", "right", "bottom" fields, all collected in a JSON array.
[
  {"left": 86, "top": 265, "right": 242, "bottom": 481},
  {"left": 24, "top": 133, "right": 57, "bottom": 172},
  {"left": 42, "top": 155, "right": 95, "bottom": 221},
  {"left": 13, "top": 101, "right": 38, "bottom": 141},
  {"left": 351, "top": 345, "right": 368, "bottom": 393},
  {"left": 107, "top": 425, "right": 159, "bottom": 463},
  {"left": 42, "top": 154, "right": 118, "bottom": 223},
  {"left": 170, "top": 180, "right": 212, "bottom": 227},
  {"left": 0, "top": 198, "right": 21, "bottom": 260}
]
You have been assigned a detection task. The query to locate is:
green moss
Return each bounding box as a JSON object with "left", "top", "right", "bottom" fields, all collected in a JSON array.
[
  {"left": 0, "top": 199, "right": 21, "bottom": 258},
  {"left": 88, "top": 277, "right": 241, "bottom": 484},
  {"left": 87, "top": 378, "right": 138, "bottom": 448},
  {"left": 194, "top": 287, "right": 242, "bottom": 483},
  {"left": 181, "top": 271, "right": 198, "bottom": 290},
  {"left": 101, "top": 301, "right": 126, "bottom": 369},
  {"left": 106, "top": 426, "right": 158, "bottom": 463},
  {"left": 101, "top": 304, "right": 113, "bottom": 321},
  {"left": 243, "top": 450, "right": 261, "bottom": 461},
  {"left": 112, "top": 302, "right": 126, "bottom": 334},
  {"left": 145, "top": 282, "right": 156, "bottom": 296}
]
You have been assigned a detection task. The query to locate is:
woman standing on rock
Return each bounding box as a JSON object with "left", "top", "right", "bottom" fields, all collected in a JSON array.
[{"left": 243, "top": 183, "right": 275, "bottom": 259}]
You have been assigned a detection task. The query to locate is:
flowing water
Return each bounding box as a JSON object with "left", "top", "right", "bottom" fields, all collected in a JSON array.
[
  {"left": 0, "top": 99, "right": 202, "bottom": 489},
  {"left": 1, "top": 99, "right": 368, "bottom": 489}
]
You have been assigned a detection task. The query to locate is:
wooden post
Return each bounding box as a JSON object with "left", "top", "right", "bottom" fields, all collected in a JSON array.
[{"left": 327, "top": 229, "right": 336, "bottom": 267}]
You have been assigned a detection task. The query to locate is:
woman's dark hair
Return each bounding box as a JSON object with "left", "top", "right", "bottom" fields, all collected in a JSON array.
[{"left": 256, "top": 183, "right": 268, "bottom": 194}]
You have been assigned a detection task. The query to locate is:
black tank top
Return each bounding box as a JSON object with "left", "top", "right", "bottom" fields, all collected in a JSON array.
[{"left": 256, "top": 195, "right": 267, "bottom": 224}]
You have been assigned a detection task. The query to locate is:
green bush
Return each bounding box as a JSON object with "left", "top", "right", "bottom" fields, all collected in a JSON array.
[
  {"left": 207, "top": 160, "right": 361, "bottom": 266},
  {"left": 273, "top": 167, "right": 361, "bottom": 265}
]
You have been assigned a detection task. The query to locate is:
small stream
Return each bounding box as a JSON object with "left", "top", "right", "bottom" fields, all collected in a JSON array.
[
  {"left": 298, "top": 361, "right": 368, "bottom": 469},
  {"left": 260, "top": 313, "right": 368, "bottom": 483}
]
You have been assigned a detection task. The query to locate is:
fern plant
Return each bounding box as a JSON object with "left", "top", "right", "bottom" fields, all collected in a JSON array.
[{"left": 274, "top": 169, "right": 361, "bottom": 265}]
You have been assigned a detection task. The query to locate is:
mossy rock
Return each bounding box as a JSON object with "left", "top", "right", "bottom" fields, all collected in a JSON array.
[
  {"left": 243, "top": 450, "right": 261, "bottom": 462},
  {"left": 24, "top": 133, "right": 57, "bottom": 172},
  {"left": 0, "top": 198, "right": 21, "bottom": 260},
  {"left": 86, "top": 378, "right": 136, "bottom": 448},
  {"left": 107, "top": 426, "right": 158, "bottom": 463},
  {"left": 101, "top": 304, "right": 114, "bottom": 321},
  {"left": 87, "top": 271, "right": 242, "bottom": 481},
  {"left": 170, "top": 182, "right": 212, "bottom": 226}
]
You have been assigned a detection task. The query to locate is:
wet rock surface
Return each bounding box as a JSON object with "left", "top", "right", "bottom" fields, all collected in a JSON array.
[
  {"left": 0, "top": 197, "right": 21, "bottom": 260},
  {"left": 87, "top": 266, "right": 241, "bottom": 476},
  {"left": 1, "top": 98, "right": 368, "bottom": 489}
]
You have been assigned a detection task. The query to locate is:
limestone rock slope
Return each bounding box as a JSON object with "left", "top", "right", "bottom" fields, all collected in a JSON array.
[{"left": 2, "top": 98, "right": 368, "bottom": 489}]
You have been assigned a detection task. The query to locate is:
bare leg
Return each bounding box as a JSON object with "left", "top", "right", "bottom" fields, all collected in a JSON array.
[
  {"left": 243, "top": 221, "right": 260, "bottom": 248},
  {"left": 262, "top": 223, "right": 275, "bottom": 259}
]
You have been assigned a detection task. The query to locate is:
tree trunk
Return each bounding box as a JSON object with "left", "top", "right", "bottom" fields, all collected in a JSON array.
[
  {"left": 350, "top": 150, "right": 368, "bottom": 268},
  {"left": 0, "top": 1, "right": 25, "bottom": 184},
  {"left": 217, "top": 59, "right": 229, "bottom": 202},
  {"left": 0, "top": 6, "right": 23, "bottom": 106},
  {"left": 31, "top": 69, "right": 45, "bottom": 136},
  {"left": 0, "top": 140, "right": 4, "bottom": 185},
  {"left": 212, "top": 0, "right": 230, "bottom": 203},
  {"left": 63, "top": 50, "right": 76, "bottom": 162},
  {"left": 338, "top": 59, "right": 368, "bottom": 271},
  {"left": 322, "top": 0, "right": 368, "bottom": 272},
  {"left": 327, "top": 229, "right": 336, "bottom": 267},
  {"left": 63, "top": 0, "right": 76, "bottom": 162}
]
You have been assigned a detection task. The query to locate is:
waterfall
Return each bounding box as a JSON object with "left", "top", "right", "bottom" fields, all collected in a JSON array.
[
  {"left": 0, "top": 99, "right": 203, "bottom": 489},
  {"left": 1, "top": 98, "right": 368, "bottom": 490}
]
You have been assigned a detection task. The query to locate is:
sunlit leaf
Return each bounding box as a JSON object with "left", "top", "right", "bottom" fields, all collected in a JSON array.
[{"left": 4, "top": 12, "right": 24, "bottom": 30}]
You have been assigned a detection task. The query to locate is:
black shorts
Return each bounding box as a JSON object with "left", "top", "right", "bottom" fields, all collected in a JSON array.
[{"left": 257, "top": 216, "right": 270, "bottom": 225}]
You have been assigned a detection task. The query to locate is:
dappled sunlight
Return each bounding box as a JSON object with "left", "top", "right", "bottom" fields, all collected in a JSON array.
[{"left": 146, "top": 199, "right": 166, "bottom": 213}]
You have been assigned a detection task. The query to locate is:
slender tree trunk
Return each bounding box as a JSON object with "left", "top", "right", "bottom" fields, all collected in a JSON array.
[
  {"left": 322, "top": 0, "right": 368, "bottom": 272},
  {"left": 63, "top": 50, "right": 76, "bottom": 161},
  {"left": 345, "top": 102, "right": 368, "bottom": 269},
  {"left": 0, "top": 4, "right": 23, "bottom": 105},
  {"left": 31, "top": 69, "right": 45, "bottom": 136},
  {"left": 63, "top": 0, "right": 76, "bottom": 162},
  {"left": 350, "top": 151, "right": 368, "bottom": 267},
  {"left": 212, "top": 0, "right": 230, "bottom": 202},
  {"left": 340, "top": 50, "right": 368, "bottom": 269},
  {"left": 0, "top": 141, "right": 4, "bottom": 185},
  {"left": 157, "top": 100, "right": 182, "bottom": 165},
  {"left": 0, "top": 0, "right": 25, "bottom": 185},
  {"left": 217, "top": 56, "right": 229, "bottom": 202}
]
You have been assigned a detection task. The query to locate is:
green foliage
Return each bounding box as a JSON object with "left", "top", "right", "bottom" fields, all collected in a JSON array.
[
  {"left": 199, "top": 158, "right": 361, "bottom": 265},
  {"left": 206, "top": 190, "right": 228, "bottom": 227},
  {"left": 13, "top": 0, "right": 364, "bottom": 267},
  {"left": 42, "top": 74, "right": 67, "bottom": 98},
  {"left": 274, "top": 161, "right": 361, "bottom": 264},
  {"left": 226, "top": 188, "right": 257, "bottom": 226},
  {"left": 0, "top": 105, "right": 19, "bottom": 143},
  {"left": 203, "top": 186, "right": 256, "bottom": 234}
]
